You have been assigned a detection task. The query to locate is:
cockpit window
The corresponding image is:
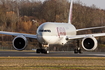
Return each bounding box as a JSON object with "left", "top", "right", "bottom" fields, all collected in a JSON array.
[{"left": 39, "top": 30, "right": 51, "bottom": 32}]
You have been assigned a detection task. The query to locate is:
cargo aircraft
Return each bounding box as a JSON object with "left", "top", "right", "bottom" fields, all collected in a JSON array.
[{"left": 0, "top": 0, "right": 105, "bottom": 54}]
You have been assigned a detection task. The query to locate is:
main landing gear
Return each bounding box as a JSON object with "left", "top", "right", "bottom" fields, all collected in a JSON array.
[
  {"left": 74, "top": 40, "right": 82, "bottom": 54},
  {"left": 36, "top": 43, "right": 49, "bottom": 54}
]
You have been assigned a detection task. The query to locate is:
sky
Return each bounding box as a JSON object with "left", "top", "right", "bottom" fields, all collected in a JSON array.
[
  {"left": 74, "top": 0, "right": 105, "bottom": 9},
  {"left": 40, "top": 0, "right": 105, "bottom": 9}
]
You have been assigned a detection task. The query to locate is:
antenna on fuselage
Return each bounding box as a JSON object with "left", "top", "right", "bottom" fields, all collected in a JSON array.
[{"left": 68, "top": 0, "right": 73, "bottom": 24}]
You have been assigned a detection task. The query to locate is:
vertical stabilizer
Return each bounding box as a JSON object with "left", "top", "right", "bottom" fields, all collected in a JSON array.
[{"left": 68, "top": 0, "right": 73, "bottom": 24}]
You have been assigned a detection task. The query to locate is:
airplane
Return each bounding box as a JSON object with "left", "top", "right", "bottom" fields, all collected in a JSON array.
[{"left": 0, "top": 0, "right": 105, "bottom": 54}]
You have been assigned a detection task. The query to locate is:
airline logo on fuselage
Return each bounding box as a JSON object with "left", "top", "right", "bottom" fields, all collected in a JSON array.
[{"left": 57, "top": 27, "right": 66, "bottom": 38}]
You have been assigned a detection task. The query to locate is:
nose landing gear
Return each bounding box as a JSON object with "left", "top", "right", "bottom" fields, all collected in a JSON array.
[
  {"left": 36, "top": 43, "right": 49, "bottom": 54},
  {"left": 36, "top": 49, "right": 49, "bottom": 54}
]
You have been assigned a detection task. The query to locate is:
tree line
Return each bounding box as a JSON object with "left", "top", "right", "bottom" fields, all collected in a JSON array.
[{"left": 0, "top": 0, "right": 105, "bottom": 51}]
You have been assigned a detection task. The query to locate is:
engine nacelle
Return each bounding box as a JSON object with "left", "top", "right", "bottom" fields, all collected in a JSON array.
[
  {"left": 12, "top": 35, "right": 28, "bottom": 51},
  {"left": 82, "top": 36, "right": 98, "bottom": 51}
]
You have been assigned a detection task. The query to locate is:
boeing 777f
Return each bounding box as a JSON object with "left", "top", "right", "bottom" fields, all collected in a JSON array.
[{"left": 0, "top": 0, "right": 105, "bottom": 54}]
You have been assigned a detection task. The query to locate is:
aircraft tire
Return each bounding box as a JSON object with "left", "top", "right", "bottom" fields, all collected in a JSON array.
[
  {"left": 36, "top": 49, "right": 49, "bottom": 54},
  {"left": 36, "top": 49, "right": 41, "bottom": 53},
  {"left": 74, "top": 48, "right": 82, "bottom": 54}
]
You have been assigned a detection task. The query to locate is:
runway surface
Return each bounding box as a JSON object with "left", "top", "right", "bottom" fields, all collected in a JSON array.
[{"left": 0, "top": 50, "right": 105, "bottom": 57}]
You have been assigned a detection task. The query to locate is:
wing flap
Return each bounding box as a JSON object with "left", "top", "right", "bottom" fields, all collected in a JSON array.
[{"left": 0, "top": 31, "right": 37, "bottom": 39}]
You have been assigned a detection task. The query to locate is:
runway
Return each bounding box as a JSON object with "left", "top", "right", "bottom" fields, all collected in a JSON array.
[{"left": 0, "top": 50, "right": 105, "bottom": 57}]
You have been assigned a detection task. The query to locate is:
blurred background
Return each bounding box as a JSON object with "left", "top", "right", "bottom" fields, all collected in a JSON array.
[{"left": 0, "top": 0, "right": 105, "bottom": 51}]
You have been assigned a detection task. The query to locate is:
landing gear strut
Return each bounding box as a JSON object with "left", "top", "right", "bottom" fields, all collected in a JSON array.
[
  {"left": 36, "top": 43, "right": 49, "bottom": 54},
  {"left": 74, "top": 40, "right": 82, "bottom": 54}
]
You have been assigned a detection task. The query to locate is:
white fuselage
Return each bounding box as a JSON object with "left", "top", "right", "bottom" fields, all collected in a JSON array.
[{"left": 37, "top": 22, "right": 76, "bottom": 45}]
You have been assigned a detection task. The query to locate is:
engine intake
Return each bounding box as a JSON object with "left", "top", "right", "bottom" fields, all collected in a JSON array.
[
  {"left": 82, "top": 37, "right": 98, "bottom": 51},
  {"left": 13, "top": 35, "right": 28, "bottom": 51}
]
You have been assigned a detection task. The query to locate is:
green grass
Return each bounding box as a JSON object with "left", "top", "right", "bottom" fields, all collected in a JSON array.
[{"left": 0, "top": 57, "right": 105, "bottom": 70}]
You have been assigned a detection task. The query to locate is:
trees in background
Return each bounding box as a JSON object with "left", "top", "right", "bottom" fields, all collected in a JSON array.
[
  {"left": 41, "top": 0, "right": 69, "bottom": 22},
  {"left": 0, "top": 0, "right": 104, "bottom": 33},
  {"left": 0, "top": 0, "right": 105, "bottom": 51}
]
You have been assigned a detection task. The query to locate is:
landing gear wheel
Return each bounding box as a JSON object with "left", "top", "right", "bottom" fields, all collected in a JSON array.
[
  {"left": 41, "top": 49, "right": 47, "bottom": 54},
  {"left": 74, "top": 48, "right": 82, "bottom": 54},
  {"left": 74, "top": 49, "right": 78, "bottom": 54},
  {"left": 36, "top": 49, "right": 49, "bottom": 54},
  {"left": 36, "top": 49, "right": 41, "bottom": 53},
  {"left": 78, "top": 48, "right": 82, "bottom": 54},
  {"left": 74, "top": 40, "right": 82, "bottom": 54}
]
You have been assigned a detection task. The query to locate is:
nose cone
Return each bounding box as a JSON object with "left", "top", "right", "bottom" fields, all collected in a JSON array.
[
  {"left": 37, "top": 33, "right": 50, "bottom": 44},
  {"left": 36, "top": 22, "right": 54, "bottom": 44},
  {"left": 43, "top": 34, "right": 51, "bottom": 41}
]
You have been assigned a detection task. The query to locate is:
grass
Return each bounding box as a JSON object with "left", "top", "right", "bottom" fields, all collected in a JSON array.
[{"left": 0, "top": 57, "right": 105, "bottom": 70}]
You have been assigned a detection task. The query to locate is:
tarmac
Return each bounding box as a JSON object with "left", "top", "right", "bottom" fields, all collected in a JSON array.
[{"left": 0, "top": 50, "right": 105, "bottom": 57}]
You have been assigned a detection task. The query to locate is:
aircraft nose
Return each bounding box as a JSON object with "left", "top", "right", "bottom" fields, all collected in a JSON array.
[
  {"left": 42, "top": 33, "right": 49, "bottom": 42},
  {"left": 37, "top": 33, "right": 50, "bottom": 44}
]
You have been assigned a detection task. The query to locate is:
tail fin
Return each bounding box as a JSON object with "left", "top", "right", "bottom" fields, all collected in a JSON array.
[{"left": 68, "top": 0, "right": 73, "bottom": 24}]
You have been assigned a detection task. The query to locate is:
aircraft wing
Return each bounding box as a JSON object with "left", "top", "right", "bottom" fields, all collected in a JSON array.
[
  {"left": 76, "top": 26, "right": 105, "bottom": 31},
  {"left": 66, "top": 33, "right": 105, "bottom": 40},
  {"left": 0, "top": 31, "right": 37, "bottom": 39}
]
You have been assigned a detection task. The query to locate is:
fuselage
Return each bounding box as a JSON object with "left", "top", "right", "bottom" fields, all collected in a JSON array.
[{"left": 37, "top": 22, "right": 77, "bottom": 45}]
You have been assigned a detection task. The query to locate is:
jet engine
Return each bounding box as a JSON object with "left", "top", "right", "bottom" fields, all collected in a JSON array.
[
  {"left": 12, "top": 35, "right": 28, "bottom": 51},
  {"left": 82, "top": 36, "right": 98, "bottom": 51}
]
